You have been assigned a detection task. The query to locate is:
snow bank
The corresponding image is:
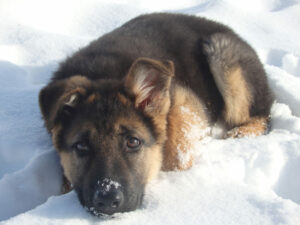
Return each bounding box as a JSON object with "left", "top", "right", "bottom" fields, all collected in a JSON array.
[
  {"left": 0, "top": 151, "right": 62, "bottom": 221},
  {"left": 1, "top": 0, "right": 300, "bottom": 224}
]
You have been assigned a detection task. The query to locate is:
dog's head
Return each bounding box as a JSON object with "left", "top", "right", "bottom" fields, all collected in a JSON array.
[{"left": 39, "top": 58, "right": 174, "bottom": 216}]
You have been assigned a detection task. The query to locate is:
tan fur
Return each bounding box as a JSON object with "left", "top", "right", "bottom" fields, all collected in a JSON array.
[
  {"left": 117, "top": 93, "right": 131, "bottom": 106},
  {"left": 115, "top": 117, "right": 164, "bottom": 183},
  {"left": 59, "top": 151, "right": 89, "bottom": 186},
  {"left": 67, "top": 75, "right": 91, "bottom": 88},
  {"left": 150, "top": 94, "right": 171, "bottom": 144},
  {"left": 222, "top": 66, "right": 252, "bottom": 126},
  {"left": 59, "top": 152, "right": 74, "bottom": 184},
  {"left": 162, "top": 84, "right": 209, "bottom": 171},
  {"left": 144, "top": 145, "right": 163, "bottom": 183},
  {"left": 225, "top": 116, "right": 269, "bottom": 138},
  {"left": 51, "top": 125, "right": 79, "bottom": 190},
  {"left": 87, "top": 93, "right": 98, "bottom": 103}
]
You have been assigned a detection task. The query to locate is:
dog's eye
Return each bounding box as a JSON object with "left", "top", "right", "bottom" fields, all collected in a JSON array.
[
  {"left": 73, "top": 142, "right": 90, "bottom": 157},
  {"left": 126, "top": 136, "right": 141, "bottom": 150}
]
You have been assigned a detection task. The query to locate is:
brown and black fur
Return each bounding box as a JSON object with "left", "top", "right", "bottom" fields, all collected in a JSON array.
[{"left": 39, "top": 13, "right": 273, "bottom": 216}]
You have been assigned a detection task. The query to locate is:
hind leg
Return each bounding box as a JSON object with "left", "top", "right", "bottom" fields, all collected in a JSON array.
[
  {"left": 204, "top": 33, "right": 273, "bottom": 137},
  {"left": 225, "top": 117, "right": 270, "bottom": 138}
]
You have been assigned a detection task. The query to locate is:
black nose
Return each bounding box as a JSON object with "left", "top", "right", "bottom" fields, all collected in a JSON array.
[{"left": 92, "top": 180, "right": 124, "bottom": 215}]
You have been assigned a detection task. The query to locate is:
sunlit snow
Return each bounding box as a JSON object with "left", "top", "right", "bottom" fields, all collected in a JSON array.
[{"left": 1, "top": 0, "right": 300, "bottom": 224}]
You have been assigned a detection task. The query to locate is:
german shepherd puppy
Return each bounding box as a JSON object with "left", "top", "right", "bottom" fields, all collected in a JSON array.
[{"left": 39, "top": 13, "right": 273, "bottom": 216}]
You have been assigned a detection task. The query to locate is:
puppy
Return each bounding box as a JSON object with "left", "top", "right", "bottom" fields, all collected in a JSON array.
[{"left": 39, "top": 13, "right": 273, "bottom": 216}]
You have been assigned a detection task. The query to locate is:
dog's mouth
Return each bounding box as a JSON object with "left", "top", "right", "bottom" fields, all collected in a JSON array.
[{"left": 85, "top": 206, "right": 119, "bottom": 217}]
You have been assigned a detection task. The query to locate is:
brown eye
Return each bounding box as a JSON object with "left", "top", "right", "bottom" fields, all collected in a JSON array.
[{"left": 126, "top": 136, "right": 141, "bottom": 150}]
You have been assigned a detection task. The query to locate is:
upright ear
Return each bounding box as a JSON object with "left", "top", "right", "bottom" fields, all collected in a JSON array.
[
  {"left": 124, "top": 57, "right": 175, "bottom": 117},
  {"left": 39, "top": 75, "right": 91, "bottom": 131}
]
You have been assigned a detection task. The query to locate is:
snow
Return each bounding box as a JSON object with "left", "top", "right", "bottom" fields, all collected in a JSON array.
[
  {"left": 97, "top": 178, "right": 121, "bottom": 194},
  {"left": 1, "top": 0, "right": 300, "bottom": 224}
]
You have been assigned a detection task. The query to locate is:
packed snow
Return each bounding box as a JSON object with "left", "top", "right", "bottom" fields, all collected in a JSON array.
[{"left": 1, "top": 0, "right": 300, "bottom": 224}]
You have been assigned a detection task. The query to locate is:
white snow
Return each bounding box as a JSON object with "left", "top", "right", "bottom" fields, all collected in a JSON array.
[
  {"left": 1, "top": 0, "right": 300, "bottom": 224},
  {"left": 98, "top": 178, "right": 121, "bottom": 194}
]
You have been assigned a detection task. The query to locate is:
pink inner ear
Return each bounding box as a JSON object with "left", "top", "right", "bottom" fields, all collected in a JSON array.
[
  {"left": 138, "top": 96, "right": 152, "bottom": 111},
  {"left": 137, "top": 69, "right": 160, "bottom": 110}
]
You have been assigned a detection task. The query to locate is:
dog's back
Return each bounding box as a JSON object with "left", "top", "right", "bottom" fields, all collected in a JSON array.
[{"left": 52, "top": 13, "right": 272, "bottom": 123}]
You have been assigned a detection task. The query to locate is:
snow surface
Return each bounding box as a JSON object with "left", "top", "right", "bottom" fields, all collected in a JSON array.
[{"left": 1, "top": 0, "right": 300, "bottom": 224}]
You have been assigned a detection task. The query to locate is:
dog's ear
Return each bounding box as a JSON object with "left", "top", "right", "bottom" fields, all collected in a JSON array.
[
  {"left": 124, "top": 57, "right": 174, "bottom": 117},
  {"left": 39, "top": 76, "right": 90, "bottom": 131}
]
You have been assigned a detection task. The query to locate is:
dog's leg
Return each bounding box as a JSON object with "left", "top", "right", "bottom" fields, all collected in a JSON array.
[
  {"left": 203, "top": 33, "right": 273, "bottom": 137},
  {"left": 163, "top": 85, "right": 210, "bottom": 171}
]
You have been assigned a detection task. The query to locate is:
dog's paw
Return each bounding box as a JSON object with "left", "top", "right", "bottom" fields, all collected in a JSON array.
[{"left": 224, "top": 124, "right": 265, "bottom": 139}]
